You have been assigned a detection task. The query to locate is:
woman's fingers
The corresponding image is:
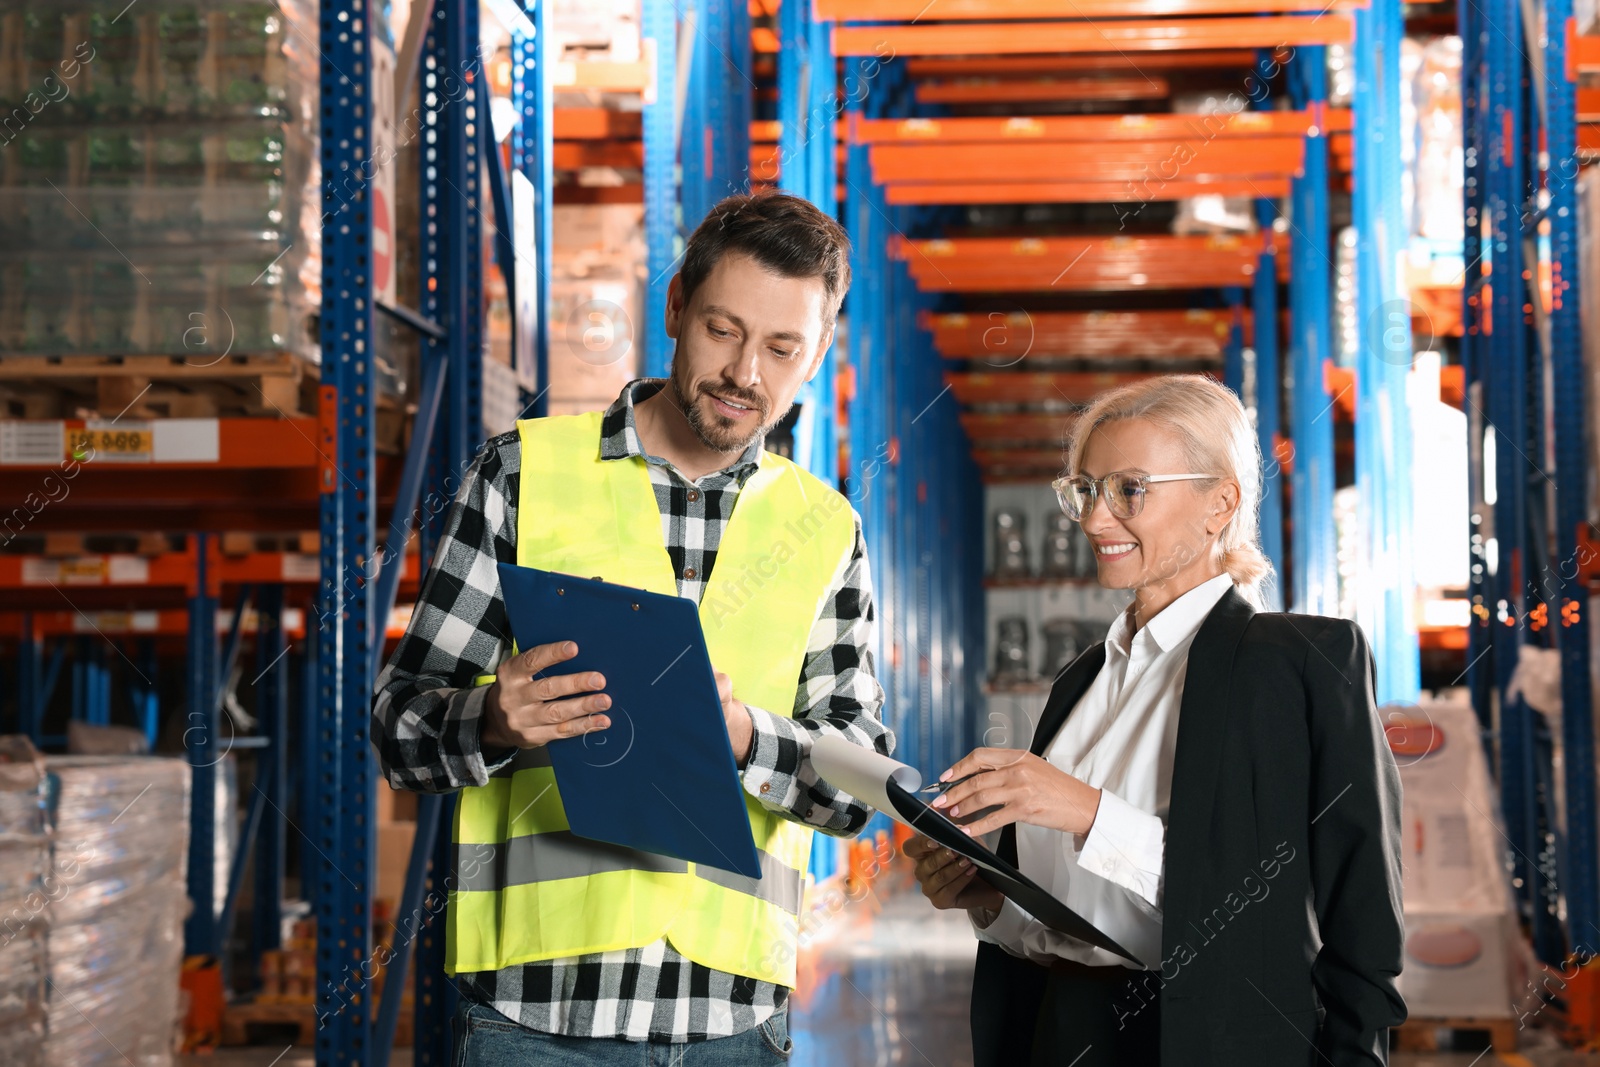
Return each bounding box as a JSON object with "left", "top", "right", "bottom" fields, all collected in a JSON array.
[
  {"left": 938, "top": 782, "right": 1019, "bottom": 820},
  {"left": 938, "top": 747, "right": 1004, "bottom": 784},
  {"left": 930, "top": 772, "right": 1009, "bottom": 814}
]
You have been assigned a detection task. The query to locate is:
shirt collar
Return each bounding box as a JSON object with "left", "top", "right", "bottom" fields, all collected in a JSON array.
[
  {"left": 1106, "top": 572, "right": 1236, "bottom": 657},
  {"left": 598, "top": 378, "right": 766, "bottom": 475}
]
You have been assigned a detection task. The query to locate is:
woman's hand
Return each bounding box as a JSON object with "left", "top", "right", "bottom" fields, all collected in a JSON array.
[
  {"left": 903, "top": 834, "right": 1004, "bottom": 912},
  {"left": 930, "top": 748, "right": 1101, "bottom": 839}
]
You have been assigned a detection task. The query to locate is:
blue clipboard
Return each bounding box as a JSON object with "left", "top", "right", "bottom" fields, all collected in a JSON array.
[{"left": 496, "top": 563, "right": 763, "bottom": 880}]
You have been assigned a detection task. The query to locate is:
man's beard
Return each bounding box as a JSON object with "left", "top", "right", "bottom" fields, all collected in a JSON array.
[{"left": 669, "top": 362, "right": 777, "bottom": 454}]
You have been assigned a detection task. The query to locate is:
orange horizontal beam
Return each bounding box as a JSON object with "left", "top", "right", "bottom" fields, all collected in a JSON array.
[
  {"left": 869, "top": 139, "right": 1304, "bottom": 183},
  {"left": 1410, "top": 283, "right": 1464, "bottom": 339},
  {"left": 0, "top": 609, "right": 307, "bottom": 640},
  {"left": 554, "top": 183, "right": 644, "bottom": 204},
  {"left": 555, "top": 112, "right": 796, "bottom": 144},
  {"left": 552, "top": 142, "right": 644, "bottom": 169},
  {"left": 1579, "top": 87, "right": 1600, "bottom": 118},
  {"left": 817, "top": 0, "right": 1360, "bottom": 16},
  {"left": 898, "top": 235, "right": 1266, "bottom": 292},
  {"left": 972, "top": 448, "right": 1071, "bottom": 471},
  {"left": 0, "top": 417, "right": 321, "bottom": 469},
  {"left": 1576, "top": 35, "right": 1600, "bottom": 73},
  {"left": 961, "top": 412, "right": 1078, "bottom": 443},
  {"left": 1419, "top": 624, "right": 1468, "bottom": 652},
  {"left": 1320, "top": 362, "right": 1463, "bottom": 420},
  {"left": 554, "top": 108, "right": 643, "bottom": 139},
  {"left": 752, "top": 26, "right": 779, "bottom": 52},
  {"left": 833, "top": 16, "right": 1354, "bottom": 56},
  {"left": 852, "top": 109, "right": 1346, "bottom": 144},
  {"left": 885, "top": 178, "right": 1290, "bottom": 205},
  {"left": 906, "top": 51, "right": 1259, "bottom": 76},
  {"left": 0, "top": 549, "right": 418, "bottom": 591},
  {"left": 948, "top": 371, "right": 1154, "bottom": 405},
  {"left": 928, "top": 309, "right": 1239, "bottom": 359},
  {"left": 0, "top": 608, "right": 419, "bottom": 641},
  {"left": 916, "top": 77, "right": 1168, "bottom": 104},
  {"left": 897, "top": 234, "right": 1268, "bottom": 262},
  {"left": 907, "top": 270, "right": 1259, "bottom": 293}
]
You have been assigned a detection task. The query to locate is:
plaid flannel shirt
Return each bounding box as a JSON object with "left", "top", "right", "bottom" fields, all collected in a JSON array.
[{"left": 371, "top": 379, "right": 892, "bottom": 1042}]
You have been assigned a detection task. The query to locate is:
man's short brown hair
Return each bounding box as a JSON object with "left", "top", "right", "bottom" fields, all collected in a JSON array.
[{"left": 677, "top": 192, "right": 852, "bottom": 323}]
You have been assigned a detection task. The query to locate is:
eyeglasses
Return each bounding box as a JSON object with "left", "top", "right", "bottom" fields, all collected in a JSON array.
[{"left": 1052, "top": 471, "right": 1216, "bottom": 522}]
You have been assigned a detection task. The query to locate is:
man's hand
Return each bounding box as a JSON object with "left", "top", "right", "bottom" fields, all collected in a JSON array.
[
  {"left": 714, "top": 670, "right": 754, "bottom": 767},
  {"left": 904, "top": 834, "right": 1004, "bottom": 912},
  {"left": 930, "top": 747, "right": 1101, "bottom": 839},
  {"left": 481, "top": 641, "right": 611, "bottom": 753}
]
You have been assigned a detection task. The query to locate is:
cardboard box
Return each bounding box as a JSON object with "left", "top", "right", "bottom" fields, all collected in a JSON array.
[
  {"left": 1398, "top": 911, "right": 1514, "bottom": 1018},
  {"left": 377, "top": 820, "right": 417, "bottom": 908},
  {"left": 376, "top": 780, "right": 418, "bottom": 823}
]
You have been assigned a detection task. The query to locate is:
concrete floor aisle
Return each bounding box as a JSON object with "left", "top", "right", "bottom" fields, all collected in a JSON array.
[
  {"left": 180, "top": 880, "right": 1600, "bottom": 1067},
  {"left": 786, "top": 880, "right": 1597, "bottom": 1067}
]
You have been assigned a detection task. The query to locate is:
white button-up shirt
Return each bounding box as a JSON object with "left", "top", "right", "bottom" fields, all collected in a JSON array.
[{"left": 974, "top": 572, "right": 1236, "bottom": 970}]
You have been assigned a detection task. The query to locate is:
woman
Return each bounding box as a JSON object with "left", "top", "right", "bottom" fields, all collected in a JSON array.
[{"left": 907, "top": 375, "right": 1405, "bottom": 1066}]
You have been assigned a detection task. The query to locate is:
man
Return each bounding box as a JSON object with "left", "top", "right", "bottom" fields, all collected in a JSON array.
[{"left": 372, "top": 191, "right": 893, "bottom": 1064}]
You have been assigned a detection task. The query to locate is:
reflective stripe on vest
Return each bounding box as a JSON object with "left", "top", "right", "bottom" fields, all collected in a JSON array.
[{"left": 446, "top": 411, "right": 855, "bottom": 986}]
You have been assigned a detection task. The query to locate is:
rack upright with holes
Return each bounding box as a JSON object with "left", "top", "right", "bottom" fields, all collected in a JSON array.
[{"left": 1460, "top": 0, "right": 1600, "bottom": 965}]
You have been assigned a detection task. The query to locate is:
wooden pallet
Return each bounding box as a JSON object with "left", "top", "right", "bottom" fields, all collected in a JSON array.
[
  {"left": 220, "top": 997, "right": 413, "bottom": 1047},
  {"left": 0, "top": 352, "right": 309, "bottom": 419},
  {"left": 1391, "top": 1015, "right": 1517, "bottom": 1054}
]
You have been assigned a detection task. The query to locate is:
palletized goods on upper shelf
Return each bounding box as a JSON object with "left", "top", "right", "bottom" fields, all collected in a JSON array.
[{"left": 0, "top": 0, "right": 321, "bottom": 360}]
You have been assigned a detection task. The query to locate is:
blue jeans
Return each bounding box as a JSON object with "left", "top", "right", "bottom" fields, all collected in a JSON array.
[{"left": 452, "top": 999, "right": 792, "bottom": 1066}]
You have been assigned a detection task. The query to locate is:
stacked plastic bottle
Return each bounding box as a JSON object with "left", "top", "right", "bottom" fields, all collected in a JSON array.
[
  {"left": 42, "top": 757, "right": 189, "bottom": 1067},
  {"left": 0, "top": 0, "right": 321, "bottom": 358},
  {"left": 0, "top": 738, "right": 49, "bottom": 1067}
]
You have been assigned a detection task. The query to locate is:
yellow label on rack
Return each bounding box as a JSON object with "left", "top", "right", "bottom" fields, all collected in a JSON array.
[{"left": 69, "top": 424, "right": 153, "bottom": 463}]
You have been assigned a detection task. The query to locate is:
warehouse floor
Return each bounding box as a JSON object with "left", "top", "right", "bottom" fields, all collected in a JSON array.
[{"left": 180, "top": 885, "right": 1600, "bottom": 1067}]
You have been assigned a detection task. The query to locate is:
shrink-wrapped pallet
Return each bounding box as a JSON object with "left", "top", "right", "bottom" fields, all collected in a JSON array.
[
  {"left": 0, "top": 0, "right": 321, "bottom": 360},
  {"left": 43, "top": 757, "right": 189, "bottom": 1067},
  {"left": 0, "top": 738, "right": 49, "bottom": 1067}
]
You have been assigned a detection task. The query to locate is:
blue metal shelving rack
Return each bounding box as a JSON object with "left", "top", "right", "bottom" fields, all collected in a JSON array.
[
  {"left": 1462, "top": 0, "right": 1599, "bottom": 961},
  {"left": 843, "top": 56, "right": 984, "bottom": 820},
  {"left": 308, "top": 0, "right": 536, "bottom": 1060},
  {"left": 314, "top": 0, "right": 378, "bottom": 1055},
  {"left": 642, "top": 0, "right": 678, "bottom": 377},
  {"left": 1351, "top": 2, "right": 1421, "bottom": 706},
  {"left": 1288, "top": 49, "right": 1338, "bottom": 617}
]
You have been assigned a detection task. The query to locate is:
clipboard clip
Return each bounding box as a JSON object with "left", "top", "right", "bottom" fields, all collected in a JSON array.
[{"left": 587, "top": 575, "right": 639, "bottom": 610}]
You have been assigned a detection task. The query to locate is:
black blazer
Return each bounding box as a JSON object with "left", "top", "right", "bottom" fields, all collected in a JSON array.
[{"left": 971, "top": 587, "right": 1406, "bottom": 1067}]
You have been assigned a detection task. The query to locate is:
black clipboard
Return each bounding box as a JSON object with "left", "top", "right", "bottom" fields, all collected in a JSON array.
[{"left": 888, "top": 781, "right": 1141, "bottom": 964}]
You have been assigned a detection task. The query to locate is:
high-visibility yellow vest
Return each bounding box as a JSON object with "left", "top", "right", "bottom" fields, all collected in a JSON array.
[{"left": 446, "top": 411, "right": 856, "bottom": 987}]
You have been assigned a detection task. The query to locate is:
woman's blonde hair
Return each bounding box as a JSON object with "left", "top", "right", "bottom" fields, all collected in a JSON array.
[{"left": 1064, "top": 373, "right": 1274, "bottom": 608}]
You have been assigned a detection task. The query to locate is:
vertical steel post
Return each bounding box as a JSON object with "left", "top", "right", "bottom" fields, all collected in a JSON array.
[
  {"left": 512, "top": 0, "right": 551, "bottom": 418},
  {"left": 1547, "top": 0, "right": 1600, "bottom": 952},
  {"left": 1289, "top": 50, "right": 1337, "bottom": 615},
  {"left": 253, "top": 584, "right": 289, "bottom": 976},
  {"left": 1254, "top": 201, "right": 1284, "bottom": 611},
  {"left": 317, "top": 0, "right": 378, "bottom": 1057},
  {"left": 642, "top": 0, "right": 678, "bottom": 377},
  {"left": 1351, "top": 0, "right": 1420, "bottom": 704},
  {"left": 185, "top": 532, "right": 220, "bottom": 959}
]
